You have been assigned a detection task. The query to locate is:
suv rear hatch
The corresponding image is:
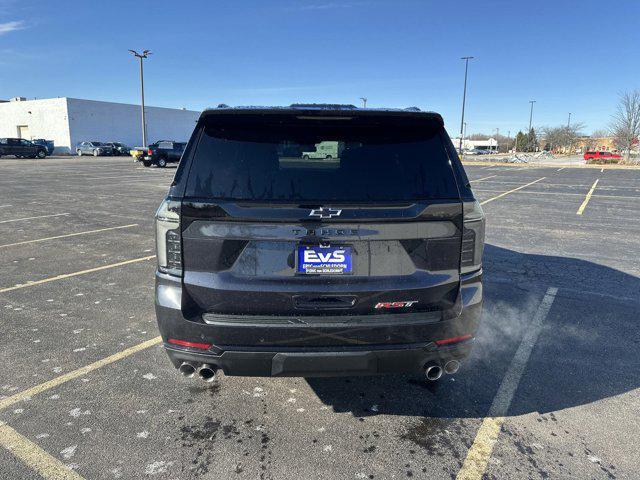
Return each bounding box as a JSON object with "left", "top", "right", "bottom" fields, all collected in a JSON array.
[{"left": 172, "top": 109, "right": 470, "bottom": 347}]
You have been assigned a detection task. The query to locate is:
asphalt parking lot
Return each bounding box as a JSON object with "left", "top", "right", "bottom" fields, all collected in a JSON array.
[{"left": 0, "top": 156, "right": 639, "bottom": 480}]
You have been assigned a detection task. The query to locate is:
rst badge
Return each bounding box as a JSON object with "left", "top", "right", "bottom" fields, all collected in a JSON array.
[
  {"left": 297, "top": 246, "right": 352, "bottom": 274},
  {"left": 374, "top": 301, "right": 419, "bottom": 309}
]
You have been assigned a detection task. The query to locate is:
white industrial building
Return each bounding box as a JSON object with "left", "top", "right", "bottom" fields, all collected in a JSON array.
[
  {"left": 0, "top": 97, "right": 200, "bottom": 154},
  {"left": 450, "top": 137, "right": 499, "bottom": 151}
]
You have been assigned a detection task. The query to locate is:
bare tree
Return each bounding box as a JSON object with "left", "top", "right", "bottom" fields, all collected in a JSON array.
[
  {"left": 541, "top": 126, "right": 565, "bottom": 151},
  {"left": 468, "top": 133, "right": 490, "bottom": 140},
  {"left": 610, "top": 90, "right": 640, "bottom": 163},
  {"left": 541, "top": 123, "right": 585, "bottom": 153},
  {"left": 591, "top": 129, "right": 609, "bottom": 138}
]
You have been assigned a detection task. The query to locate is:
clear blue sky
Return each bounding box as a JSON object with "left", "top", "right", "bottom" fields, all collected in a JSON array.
[{"left": 1, "top": 0, "right": 639, "bottom": 136}]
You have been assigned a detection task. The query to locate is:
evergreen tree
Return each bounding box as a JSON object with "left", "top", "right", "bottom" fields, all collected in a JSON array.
[
  {"left": 515, "top": 131, "right": 527, "bottom": 152},
  {"left": 526, "top": 127, "right": 538, "bottom": 152}
]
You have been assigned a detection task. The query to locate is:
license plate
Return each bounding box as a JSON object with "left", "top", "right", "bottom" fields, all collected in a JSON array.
[{"left": 297, "top": 246, "right": 352, "bottom": 274}]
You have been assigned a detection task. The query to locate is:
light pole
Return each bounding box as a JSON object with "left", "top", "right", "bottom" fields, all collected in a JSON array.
[
  {"left": 458, "top": 56, "right": 474, "bottom": 155},
  {"left": 360, "top": 97, "right": 367, "bottom": 108},
  {"left": 495, "top": 128, "right": 499, "bottom": 152},
  {"left": 129, "top": 49, "right": 151, "bottom": 148},
  {"left": 528, "top": 100, "right": 536, "bottom": 132},
  {"left": 527, "top": 100, "right": 536, "bottom": 152},
  {"left": 567, "top": 113, "right": 572, "bottom": 154}
]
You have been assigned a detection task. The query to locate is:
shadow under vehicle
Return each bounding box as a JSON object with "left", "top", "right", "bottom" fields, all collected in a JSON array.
[{"left": 304, "top": 243, "right": 639, "bottom": 419}]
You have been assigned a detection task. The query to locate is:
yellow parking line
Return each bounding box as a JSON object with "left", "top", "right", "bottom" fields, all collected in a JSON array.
[
  {"left": 0, "top": 255, "right": 155, "bottom": 294},
  {"left": 480, "top": 177, "right": 546, "bottom": 205},
  {"left": 0, "top": 224, "right": 139, "bottom": 248},
  {"left": 0, "top": 213, "right": 70, "bottom": 224},
  {"left": 0, "top": 422, "right": 86, "bottom": 479},
  {"left": 0, "top": 336, "right": 162, "bottom": 411},
  {"left": 576, "top": 179, "right": 599, "bottom": 215},
  {"left": 469, "top": 175, "right": 497, "bottom": 183},
  {"left": 456, "top": 287, "right": 558, "bottom": 480}
]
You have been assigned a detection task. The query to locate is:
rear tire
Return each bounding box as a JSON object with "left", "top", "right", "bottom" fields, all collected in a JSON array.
[
  {"left": 77, "top": 150, "right": 82, "bottom": 156},
  {"left": 37, "top": 150, "right": 46, "bottom": 159},
  {"left": 142, "top": 160, "right": 152, "bottom": 167},
  {"left": 93, "top": 149, "right": 99, "bottom": 157}
]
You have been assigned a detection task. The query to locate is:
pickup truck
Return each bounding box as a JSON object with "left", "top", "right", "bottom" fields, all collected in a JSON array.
[
  {"left": 0, "top": 138, "right": 48, "bottom": 159},
  {"left": 142, "top": 140, "right": 186, "bottom": 167},
  {"left": 583, "top": 151, "right": 622, "bottom": 163}
]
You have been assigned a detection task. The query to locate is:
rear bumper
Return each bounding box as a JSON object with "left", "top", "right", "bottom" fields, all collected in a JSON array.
[
  {"left": 154, "top": 270, "right": 482, "bottom": 377},
  {"left": 163, "top": 341, "right": 473, "bottom": 377}
]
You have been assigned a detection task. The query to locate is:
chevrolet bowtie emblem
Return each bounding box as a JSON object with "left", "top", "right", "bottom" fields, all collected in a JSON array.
[{"left": 308, "top": 207, "right": 342, "bottom": 219}]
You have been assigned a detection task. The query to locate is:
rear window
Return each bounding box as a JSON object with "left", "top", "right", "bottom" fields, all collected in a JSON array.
[{"left": 185, "top": 114, "right": 459, "bottom": 202}]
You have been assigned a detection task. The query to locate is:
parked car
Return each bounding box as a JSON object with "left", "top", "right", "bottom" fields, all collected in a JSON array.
[
  {"left": 465, "top": 148, "right": 492, "bottom": 155},
  {"left": 0, "top": 138, "right": 48, "bottom": 159},
  {"left": 154, "top": 105, "right": 485, "bottom": 382},
  {"left": 104, "top": 142, "right": 130, "bottom": 156},
  {"left": 142, "top": 140, "right": 186, "bottom": 167},
  {"left": 584, "top": 151, "right": 622, "bottom": 163},
  {"left": 31, "top": 139, "right": 55, "bottom": 156},
  {"left": 76, "top": 141, "right": 114, "bottom": 156}
]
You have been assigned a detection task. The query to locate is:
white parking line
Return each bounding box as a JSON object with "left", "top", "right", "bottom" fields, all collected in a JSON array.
[
  {"left": 469, "top": 175, "right": 497, "bottom": 183},
  {"left": 0, "top": 213, "right": 70, "bottom": 224},
  {"left": 480, "top": 177, "right": 546, "bottom": 205},
  {"left": 0, "top": 224, "right": 139, "bottom": 248},
  {"left": 0, "top": 255, "right": 155, "bottom": 294},
  {"left": 0, "top": 204, "right": 12, "bottom": 208},
  {"left": 457, "top": 287, "right": 558, "bottom": 480},
  {"left": 557, "top": 167, "right": 565, "bottom": 171}
]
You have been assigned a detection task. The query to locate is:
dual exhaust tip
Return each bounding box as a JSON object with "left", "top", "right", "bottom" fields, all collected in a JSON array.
[
  {"left": 424, "top": 360, "right": 460, "bottom": 381},
  {"left": 180, "top": 360, "right": 457, "bottom": 382},
  {"left": 178, "top": 362, "right": 217, "bottom": 382}
]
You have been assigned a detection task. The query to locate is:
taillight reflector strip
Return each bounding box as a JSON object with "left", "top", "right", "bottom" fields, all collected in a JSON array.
[
  {"left": 434, "top": 334, "right": 472, "bottom": 346},
  {"left": 168, "top": 338, "right": 211, "bottom": 350}
]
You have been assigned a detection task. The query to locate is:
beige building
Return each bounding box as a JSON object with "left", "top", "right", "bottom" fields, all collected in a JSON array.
[
  {"left": 575, "top": 137, "right": 616, "bottom": 152},
  {"left": 538, "top": 136, "right": 616, "bottom": 154}
]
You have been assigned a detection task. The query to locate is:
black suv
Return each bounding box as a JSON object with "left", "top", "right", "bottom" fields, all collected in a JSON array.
[
  {"left": 142, "top": 140, "right": 186, "bottom": 168},
  {"left": 154, "top": 105, "right": 485, "bottom": 382},
  {"left": 0, "top": 138, "right": 48, "bottom": 159}
]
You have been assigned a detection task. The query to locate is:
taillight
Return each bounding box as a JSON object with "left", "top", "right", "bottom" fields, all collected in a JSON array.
[
  {"left": 168, "top": 338, "right": 211, "bottom": 350},
  {"left": 461, "top": 200, "right": 485, "bottom": 274},
  {"left": 435, "top": 334, "right": 472, "bottom": 346},
  {"left": 155, "top": 198, "right": 182, "bottom": 276},
  {"left": 147, "top": 148, "right": 152, "bottom": 155}
]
